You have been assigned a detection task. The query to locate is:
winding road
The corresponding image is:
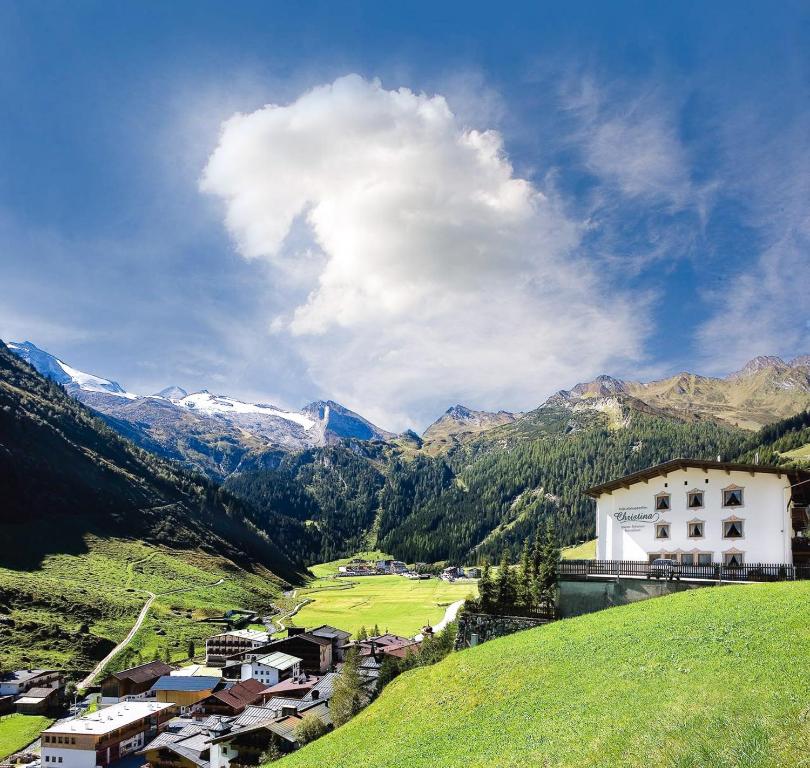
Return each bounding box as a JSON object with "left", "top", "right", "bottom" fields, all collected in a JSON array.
[{"left": 414, "top": 599, "right": 465, "bottom": 641}]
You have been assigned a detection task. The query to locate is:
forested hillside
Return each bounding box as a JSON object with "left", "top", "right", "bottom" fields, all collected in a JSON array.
[{"left": 225, "top": 399, "right": 810, "bottom": 565}]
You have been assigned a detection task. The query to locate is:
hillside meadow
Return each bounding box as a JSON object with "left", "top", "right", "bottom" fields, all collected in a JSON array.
[
  {"left": 0, "top": 536, "right": 283, "bottom": 675},
  {"left": 279, "top": 581, "right": 810, "bottom": 768},
  {"left": 288, "top": 554, "right": 476, "bottom": 636}
]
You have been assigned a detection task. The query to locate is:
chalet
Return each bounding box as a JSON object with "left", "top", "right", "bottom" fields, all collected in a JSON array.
[
  {"left": 139, "top": 716, "right": 224, "bottom": 768},
  {"left": 150, "top": 676, "right": 222, "bottom": 712},
  {"left": 239, "top": 652, "right": 301, "bottom": 687},
  {"left": 16, "top": 686, "right": 60, "bottom": 715},
  {"left": 205, "top": 630, "right": 270, "bottom": 667},
  {"left": 0, "top": 669, "right": 63, "bottom": 698},
  {"left": 465, "top": 566, "right": 482, "bottom": 578},
  {"left": 100, "top": 661, "right": 173, "bottom": 706},
  {"left": 589, "top": 459, "right": 810, "bottom": 567},
  {"left": 238, "top": 630, "right": 332, "bottom": 674},
  {"left": 42, "top": 700, "right": 173, "bottom": 768},
  {"left": 309, "top": 625, "right": 352, "bottom": 662},
  {"left": 194, "top": 679, "right": 267, "bottom": 718},
  {"left": 441, "top": 566, "right": 462, "bottom": 581}
]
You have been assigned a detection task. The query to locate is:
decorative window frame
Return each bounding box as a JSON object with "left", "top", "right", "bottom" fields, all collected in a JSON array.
[
  {"left": 681, "top": 548, "right": 713, "bottom": 566},
  {"left": 722, "top": 514, "right": 745, "bottom": 540},
  {"left": 686, "top": 488, "right": 705, "bottom": 510},
  {"left": 721, "top": 483, "right": 745, "bottom": 509},
  {"left": 686, "top": 518, "right": 705, "bottom": 539},
  {"left": 722, "top": 547, "right": 745, "bottom": 567},
  {"left": 655, "top": 521, "right": 672, "bottom": 540},
  {"left": 654, "top": 490, "right": 672, "bottom": 511}
]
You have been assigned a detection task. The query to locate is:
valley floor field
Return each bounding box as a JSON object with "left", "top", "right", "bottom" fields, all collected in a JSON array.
[
  {"left": 289, "top": 554, "right": 477, "bottom": 637},
  {"left": 280, "top": 581, "right": 810, "bottom": 768},
  {"left": 0, "top": 536, "right": 284, "bottom": 675}
]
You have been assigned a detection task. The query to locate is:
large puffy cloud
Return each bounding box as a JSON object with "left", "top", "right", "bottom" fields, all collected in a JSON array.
[{"left": 201, "top": 75, "right": 645, "bottom": 429}]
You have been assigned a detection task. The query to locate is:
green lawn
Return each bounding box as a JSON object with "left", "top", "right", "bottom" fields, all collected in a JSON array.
[
  {"left": 561, "top": 539, "right": 596, "bottom": 559},
  {"left": 0, "top": 536, "right": 283, "bottom": 677},
  {"left": 290, "top": 555, "right": 476, "bottom": 636},
  {"left": 780, "top": 442, "right": 810, "bottom": 460},
  {"left": 279, "top": 581, "right": 810, "bottom": 768},
  {"left": 0, "top": 714, "right": 54, "bottom": 759}
]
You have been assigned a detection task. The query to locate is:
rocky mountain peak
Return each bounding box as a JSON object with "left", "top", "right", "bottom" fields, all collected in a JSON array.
[{"left": 728, "top": 356, "right": 788, "bottom": 378}]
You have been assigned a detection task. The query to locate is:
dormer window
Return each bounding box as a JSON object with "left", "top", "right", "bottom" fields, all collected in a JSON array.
[
  {"left": 687, "top": 490, "right": 704, "bottom": 509},
  {"left": 687, "top": 520, "right": 705, "bottom": 538},
  {"left": 655, "top": 492, "right": 671, "bottom": 511},
  {"left": 722, "top": 485, "right": 744, "bottom": 508},
  {"left": 655, "top": 522, "right": 670, "bottom": 539},
  {"left": 722, "top": 516, "right": 744, "bottom": 539}
]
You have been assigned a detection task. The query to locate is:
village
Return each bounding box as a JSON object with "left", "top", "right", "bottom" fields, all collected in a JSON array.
[{"left": 0, "top": 558, "right": 476, "bottom": 768}]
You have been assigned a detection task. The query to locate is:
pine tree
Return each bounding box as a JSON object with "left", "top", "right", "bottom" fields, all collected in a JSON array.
[
  {"left": 517, "top": 537, "right": 533, "bottom": 608},
  {"left": 356, "top": 625, "right": 368, "bottom": 641},
  {"left": 331, "top": 648, "right": 365, "bottom": 726},
  {"left": 372, "top": 623, "right": 381, "bottom": 638},
  {"left": 535, "top": 517, "right": 560, "bottom": 607},
  {"left": 495, "top": 553, "right": 517, "bottom": 611},
  {"left": 478, "top": 560, "right": 495, "bottom": 612}
]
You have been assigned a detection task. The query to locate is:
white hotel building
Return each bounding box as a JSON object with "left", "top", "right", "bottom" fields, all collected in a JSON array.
[{"left": 589, "top": 459, "right": 810, "bottom": 567}]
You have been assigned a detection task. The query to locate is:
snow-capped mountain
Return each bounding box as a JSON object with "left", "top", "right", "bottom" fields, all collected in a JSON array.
[
  {"left": 6, "top": 340, "right": 392, "bottom": 480},
  {"left": 7, "top": 341, "right": 137, "bottom": 399}
]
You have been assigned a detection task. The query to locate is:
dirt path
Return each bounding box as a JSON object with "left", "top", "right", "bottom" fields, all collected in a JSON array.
[{"left": 78, "top": 591, "right": 156, "bottom": 690}]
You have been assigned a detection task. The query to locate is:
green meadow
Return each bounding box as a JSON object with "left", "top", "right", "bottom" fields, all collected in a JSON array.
[
  {"left": 561, "top": 539, "right": 596, "bottom": 559},
  {"left": 280, "top": 581, "right": 810, "bottom": 768},
  {"left": 289, "top": 554, "right": 476, "bottom": 637},
  {"left": 0, "top": 714, "right": 54, "bottom": 759}
]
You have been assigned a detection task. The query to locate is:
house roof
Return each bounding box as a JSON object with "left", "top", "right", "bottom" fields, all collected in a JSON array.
[
  {"left": 21, "top": 687, "right": 56, "bottom": 699},
  {"left": 303, "top": 672, "right": 339, "bottom": 701},
  {"left": 202, "top": 679, "right": 265, "bottom": 710},
  {"left": 255, "top": 651, "right": 302, "bottom": 670},
  {"left": 309, "top": 625, "right": 352, "bottom": 641},
  {"left": 1, "top": 669, "right": 57, "bottom": 685},
  {"left": 150, "top": 675, "right": 220, "bottom": 692},
  {"left": 209, "top": 629, "right": 269, "bottom": 642},
  {"left": 109, "top": 661, "right": 173, "bottom": 684},
  {"left": 46, "top": 702, "right": 173, "bottom": 735},
  {"left": 262, "top": 674, "right": 322, "bottom": 697},
  {"left": 584, "top": 459, "right": 809, "bottom": 497},
  {"left": 270, "top": 633, "right": 332, "bottom": 648}
]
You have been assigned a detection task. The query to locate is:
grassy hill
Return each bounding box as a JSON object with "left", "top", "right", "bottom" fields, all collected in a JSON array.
[
  {"left": 0, "top": 535, "right": 285, "bottom": 675},
  {"left": 279, "top": 582, "right": 810, "bottom": 768}
]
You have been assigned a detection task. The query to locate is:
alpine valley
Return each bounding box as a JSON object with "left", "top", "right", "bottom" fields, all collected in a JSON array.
[{"left": 5, "top": 339, "right": 810, "bottom": 567}]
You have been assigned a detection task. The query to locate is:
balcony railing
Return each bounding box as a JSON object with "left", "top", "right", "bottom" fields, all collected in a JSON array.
[{"left": 559, "top": 559, "right": 809, "bottom": 582}]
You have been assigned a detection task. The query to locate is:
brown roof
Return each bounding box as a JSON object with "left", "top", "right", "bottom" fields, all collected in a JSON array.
[
  {"left": 24, "top": 687, "right": 57, "bottom": 699},
  {"left": 585, "top": 459, "right": 809, "bottom": 497},
  {"left": 111, "top": 661, "right": 173, "bottom": 684},
  {"left": 262, "top": 674, "right": 322, "bottom": 696},
  {"left": 203, "top": 678, "right": 266, "bottom": 710}
]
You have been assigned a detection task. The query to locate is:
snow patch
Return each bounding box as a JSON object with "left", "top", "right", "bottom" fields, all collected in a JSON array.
[{"left": 177, "top": 392, "right": 315, "bottom": 429}]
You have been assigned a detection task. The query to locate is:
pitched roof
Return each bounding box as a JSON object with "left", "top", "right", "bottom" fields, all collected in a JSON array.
[
  {"left": 254, "top": 651, "right": 302, "bottom": 670},
  {"left": 310, "top": 625, "right": 352, "bottom": 640},
  {"left": 202, "top": 679, "right": 265, "bottom": 710},
  {"left": 22, "top": 687, "right": 57, "bottom": 699},
  {"left": 585, "top": 458, "right": 808, "bottom": 497},
  {"left": 303, "top": 672, "right": 339, "bottom": 701},
  {"left": 110, "top": 661, "right": 173, "bottom": 684},
  {"left": 150, "top": 675, "right": 220, "bottom": 692},
  {"left": 262, "top": 674, "right": 322, "bottom": 697},
  {"left": 1, "top": 669, "right": 58, "bottom": 684}
]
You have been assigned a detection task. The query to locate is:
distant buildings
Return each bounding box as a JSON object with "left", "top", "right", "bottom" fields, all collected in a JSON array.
[
  {"left": 42, "top": 700, "right": 173, "bottom": 768},
  {"left": 149, "top": 676, "right": 221, "bottom": 713},
  {"left": 239, "top": 652, "right": 301, "bottom": 687},
  {"left": 0, "top": 669, "right": 63, "bottom": 697}
]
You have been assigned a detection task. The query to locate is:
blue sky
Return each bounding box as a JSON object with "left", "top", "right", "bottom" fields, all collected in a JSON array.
[{"left": 1, "top": 1, "right": 808, "bottom": 431}]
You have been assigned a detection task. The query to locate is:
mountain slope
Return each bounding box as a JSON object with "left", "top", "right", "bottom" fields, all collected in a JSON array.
[
  {"left": 422, "top": 405, "right": 517, "bottom": 452},
  {"left": 0, "top": 339, "right": 304, "bottom": 581},
  {"left": 280, "top": 581, "right": 810, "bottom": 768},
  {"left": 7, "top": 341, "right": 392, "bottom": 480}
]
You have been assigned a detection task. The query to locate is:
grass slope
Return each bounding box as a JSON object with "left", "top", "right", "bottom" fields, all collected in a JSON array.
[
  {"left": 280, "top": 582, "right": 810, "bottom": 768},
  {"left": 0, "top": 536, "right": 283, "bottom": 675},
  {"left": 289, "top": 555, "right": 475, "bottom": 637},
  {"left": 561, "top": 539, "right": 596, "bottom": 559},
  {"left": 0, "top": 714, "right": 54, "bottom": 759}
]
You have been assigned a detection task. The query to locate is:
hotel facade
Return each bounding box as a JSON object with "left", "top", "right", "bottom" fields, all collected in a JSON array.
[{"left": 589, "top": 459, "right": 809, "bottom": 567}]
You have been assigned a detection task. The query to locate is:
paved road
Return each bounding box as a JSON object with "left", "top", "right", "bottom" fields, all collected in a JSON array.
[
  {"left": 78, "top": 591, "right": 156, "bottom": 689},
  {"left": 414, "top": 599, "right": 465, "bottom": 641}
]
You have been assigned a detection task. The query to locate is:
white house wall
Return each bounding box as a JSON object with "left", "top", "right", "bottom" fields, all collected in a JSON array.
[{"left": 595, "top": 468, "right": 792, "bottom": 564}]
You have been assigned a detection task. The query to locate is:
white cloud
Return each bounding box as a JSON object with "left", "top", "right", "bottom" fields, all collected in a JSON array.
[{"left": 201, "top": 75, "right": 647, "bottom": 429}]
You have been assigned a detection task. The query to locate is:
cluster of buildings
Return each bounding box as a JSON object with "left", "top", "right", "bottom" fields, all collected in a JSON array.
[
  {"left": 336, "top": 558, "right": 409, "bottom": 577},
  {"left": 0, "top": 669, "right": 64, "bottom": 716},
  {"left": 33, "top": 623, "right": 423, "bottom": 768},
  {"left": 441, "top": 566, "right": 481, "bottom": 581}
]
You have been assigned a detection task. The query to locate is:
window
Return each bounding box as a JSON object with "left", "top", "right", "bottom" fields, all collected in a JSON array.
[
  {"left": 655, "top": 492, "right": 671, "bottom": 511},
  {"left": 687, "top": 490, "right": 704, "bottom": 509},
  {"left": 723, "top": 517, "right": 744, "bottom": 539},
  {"left": 687, "top": 520, "right": 705, "bottom": 538},
  {"left": 58, "top": 758, "right": 63, "bottom": 764},
  {"left": 723, "top": 486, "right": 744, "bottom": 507},
  {"left": 682, "top": 552, "right": 713, "bottom": 565},
  {"left": 655, "top": 522, "right": 670, "bottom": 539},
  {"left": 723, "top": 550, "right": 744, "bottom": 567},
  {"left": 71, "top": 738, "right": 76, "bottom": 745}
]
